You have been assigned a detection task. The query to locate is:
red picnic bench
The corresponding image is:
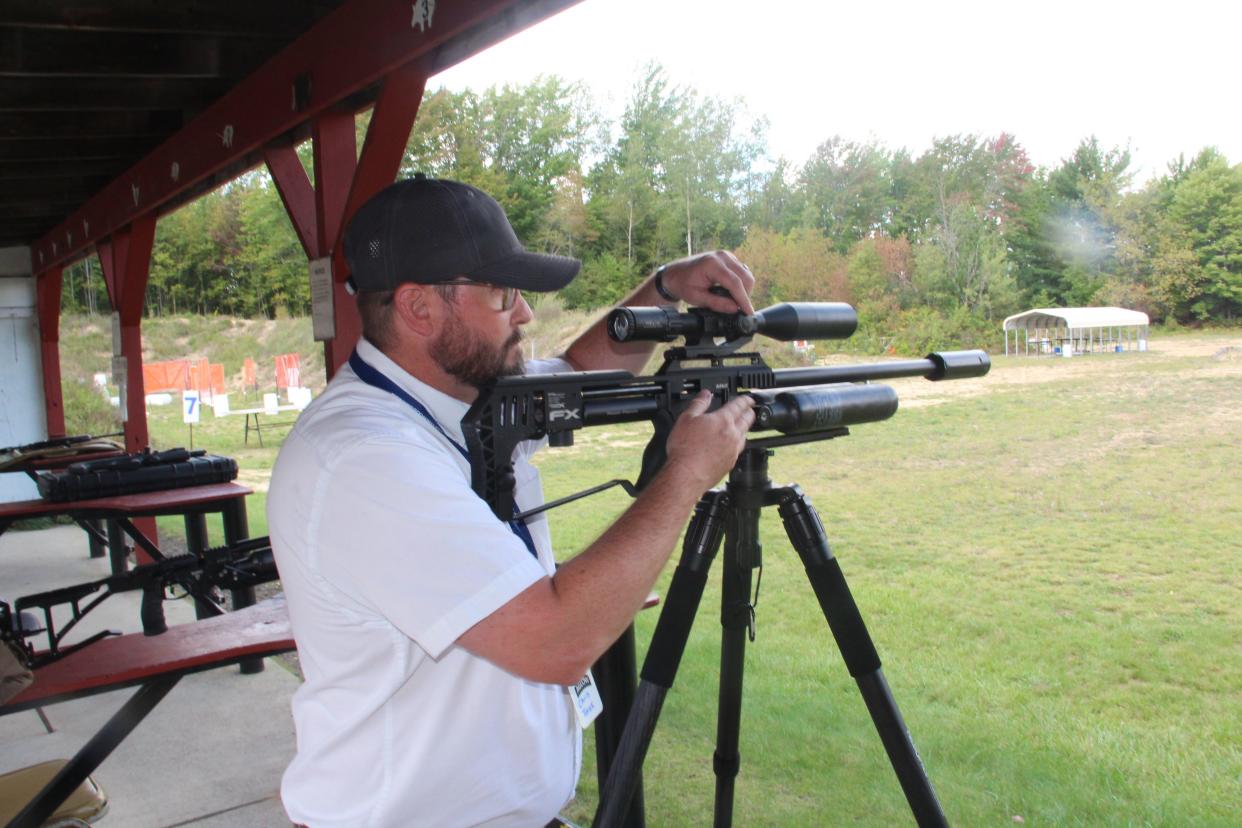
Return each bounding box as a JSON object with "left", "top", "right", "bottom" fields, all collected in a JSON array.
[{"left": 1, "top": 596, "right": 294, "bottom": 828}]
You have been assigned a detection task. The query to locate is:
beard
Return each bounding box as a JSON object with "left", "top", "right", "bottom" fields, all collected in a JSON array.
[{"left": 429, "top": 316, "right": 525, "bottom": 389}]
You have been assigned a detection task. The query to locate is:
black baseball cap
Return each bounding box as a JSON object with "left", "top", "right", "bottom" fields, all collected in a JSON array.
[{"left": 343, "top": 174, "right": 580, "bottom": 294}]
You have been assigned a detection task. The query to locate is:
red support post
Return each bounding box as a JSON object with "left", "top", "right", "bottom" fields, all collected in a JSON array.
[
  {"left": 98, "top": 218, "right": 156, "bottom": 454},
  {"left": 36, "top": 267, "right": 66, "bottom": 438},
  {"left": 98, "top": 218, "right": 159, "bottom": 557},
  {"left": 265, "top": 65, "right": 427, "bottom": 379},
  {"left": 311, "top": 110, "right": 361, "bottom": 376}
]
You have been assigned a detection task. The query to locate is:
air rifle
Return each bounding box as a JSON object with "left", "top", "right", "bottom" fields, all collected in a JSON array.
[
  {"left": 462, "top": 301, "right": 990, "bottom": 521},
  {"left": 0, "top": 537, "right": 276, "bottom": 669},
  {"left": 0, "top": 432, "right": 123, "bottom": 456},
  {"left": 0, "top": 432, "right": 124, "bottom": 473}
]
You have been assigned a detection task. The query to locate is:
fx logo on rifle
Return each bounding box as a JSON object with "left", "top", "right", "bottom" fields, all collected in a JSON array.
[{"left": 547, "top": 392, "right": 581, "bottom": 423}]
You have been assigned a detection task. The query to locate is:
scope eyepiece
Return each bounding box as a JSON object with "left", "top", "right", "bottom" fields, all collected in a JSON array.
[
  {"left": 607, "top": 302, "right": 858, "bottom": 344},
  {"left": 607, "top": 306, "right": 701, "bottom": 343}
]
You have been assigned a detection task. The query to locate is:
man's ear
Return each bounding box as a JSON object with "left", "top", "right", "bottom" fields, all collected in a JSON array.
[{"left": 392, "top": 283, "right": 435, "bottom": 338}]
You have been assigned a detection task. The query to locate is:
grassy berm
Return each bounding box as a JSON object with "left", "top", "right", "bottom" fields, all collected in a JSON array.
[{"left": 56, "top": 313, "right": 1242, "bottom": 826}]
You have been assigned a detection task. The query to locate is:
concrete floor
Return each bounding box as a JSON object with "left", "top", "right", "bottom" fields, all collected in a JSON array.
[{"left": 1, "top": 524, "right": 299, "bottom": 826}]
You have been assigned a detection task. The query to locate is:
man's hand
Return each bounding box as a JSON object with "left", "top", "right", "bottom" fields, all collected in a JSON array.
[
  {"left": 659, "top": 250, "right": 756, "bottom": 316},
  {"left": 664, "top": 391, "right": 756, "bottom": 492}
]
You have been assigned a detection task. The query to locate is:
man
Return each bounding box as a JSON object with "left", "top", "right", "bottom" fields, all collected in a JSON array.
[{"left": 268, "top": 175, "right": 756, "bottom": 827}]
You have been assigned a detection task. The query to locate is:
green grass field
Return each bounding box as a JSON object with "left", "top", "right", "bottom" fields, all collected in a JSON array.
[
  {"left": 538, "top": 335, "right": 1242, "bottom": 826},
  {"left": 65, "top": 320, "right": 1242, "bottom": 825}
]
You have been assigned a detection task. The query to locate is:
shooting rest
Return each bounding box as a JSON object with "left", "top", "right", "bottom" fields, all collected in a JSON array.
[{"left": 594, "top": 438, "right": 948, "bottom": 828}]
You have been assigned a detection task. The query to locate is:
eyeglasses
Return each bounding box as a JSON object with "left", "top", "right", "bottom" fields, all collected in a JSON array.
[{"left": 438, "top": 278, "right": 519, "bottom": 312}]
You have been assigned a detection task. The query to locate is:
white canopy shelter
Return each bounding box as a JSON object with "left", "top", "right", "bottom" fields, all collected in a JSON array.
[{"left": 1003, "top": 307, "right": 1150, "bottom": 357}]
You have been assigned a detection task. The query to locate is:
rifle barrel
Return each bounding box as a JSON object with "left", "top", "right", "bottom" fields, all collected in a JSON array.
[{"left": 771, "top": 349, "right": 990, "bottom": 387}]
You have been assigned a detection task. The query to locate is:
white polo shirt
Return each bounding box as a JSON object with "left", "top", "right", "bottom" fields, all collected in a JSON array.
[{"left": 268, "top": 338, "right": 579, "bottom": 827}]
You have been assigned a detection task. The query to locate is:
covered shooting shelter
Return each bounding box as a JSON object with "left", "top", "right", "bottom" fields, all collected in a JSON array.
[
  {"left": 1002, "top": 307, "right": 1150, "bottom": 357},
  {"left": 3, "top": 3, "right": 658, "bottom": 823}
]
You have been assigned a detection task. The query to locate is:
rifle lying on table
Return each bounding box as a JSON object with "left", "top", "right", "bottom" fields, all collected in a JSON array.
[
  {"left": 0, "top": 432, "right": 124, "bottom": 473},
  {"left": 462, "top": 300, "right": 991, "bottom": 521},
  {"left": 0, "top": 433, "right": 124, "bottom": 457},
  {"left": 0, "top": 537, "right": 277, "bottom": 669}
]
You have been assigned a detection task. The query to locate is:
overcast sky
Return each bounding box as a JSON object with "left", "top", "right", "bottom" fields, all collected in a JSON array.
[{"left": 434, "top": 0, "right": 1240, "bottom": 185}]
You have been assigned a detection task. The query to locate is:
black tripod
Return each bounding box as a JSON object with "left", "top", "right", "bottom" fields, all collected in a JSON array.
[{"left": 594, "top": 435, "right": 948, "bottom": 828}]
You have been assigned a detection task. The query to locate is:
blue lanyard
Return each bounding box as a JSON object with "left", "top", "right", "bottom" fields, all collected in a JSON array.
[{"left": 348, "top": 350, "right": 538, "bottom": 559}]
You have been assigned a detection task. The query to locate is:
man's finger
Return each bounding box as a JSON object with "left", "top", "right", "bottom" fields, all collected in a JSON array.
[
  {"left": 717, "top": 253, "right": 756, "bottom": 313},
  {"left": 682, "top": 389, "right": 714, "bottom": 416},
  {"left": 698, "top": 274, "right": 754, "bottom": 316},
  {"left": 728, "top": 396, "right": 757, "bottom": 428}
]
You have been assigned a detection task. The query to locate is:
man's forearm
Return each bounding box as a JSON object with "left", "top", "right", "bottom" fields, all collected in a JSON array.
[
  {"left": 457, "top": 393, "right": 753, "bottom": 685},
  {"left": 546, "top": 460, "right": 707, "bottom": 672},
  {"left": 562, "top": 268, "right": 666, "bottom": 374}
]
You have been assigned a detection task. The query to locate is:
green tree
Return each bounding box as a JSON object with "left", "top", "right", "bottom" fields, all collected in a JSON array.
[
  {"left": 403, "top": 79, "right": 597, "bottom": 254},
  {"left": 586, "top": 63, "right": 764, "bottom": 276},
  {"left": 1165, "top": 150, "right": 1242, "bottom": 320},
  {"left": 913, "top": 198, "right": 1016, "bottom": 318},
  {"left": 587, "top": 64, "right": 690, "bottom": 271},
  {"left": 1044, "top": 137, "right": 1133, "bottom": 303},
  {"left": 559, "top": 251, "right": 638, "bottom": 309},
  {"left": 236, "top": 172, "right": 311, "bottom": 317},
  {"left": 734, "top": 227, "right": 847, "bottom": 307},
  {"left": 796, "top": 137, "right": 893, "bottom": 252},
  {"left": 901, "top": 135, "right": 1029, "bottom": 318},
  {"left": 149, "top": 196, "right": 219, "bottom": 315},
  {"left": 747, "top": 158, "right": 802, "bottom": 233}
]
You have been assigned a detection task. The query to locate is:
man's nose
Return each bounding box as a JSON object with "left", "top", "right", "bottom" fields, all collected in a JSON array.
[{"left": 511, "top": 292, "right": 534, "bottom": 325}]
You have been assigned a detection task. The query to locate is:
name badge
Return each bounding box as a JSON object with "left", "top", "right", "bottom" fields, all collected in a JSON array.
[{"left": 571, "top": 670, "right": 603, "bottom": 729}]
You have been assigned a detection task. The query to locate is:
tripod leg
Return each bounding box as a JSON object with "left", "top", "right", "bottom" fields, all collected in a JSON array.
[
  {"left": 594, "top": 491, "right": 729, "bottom": 828},
  {"left": 779, "top": 490, "right": 949, "bottom": 827},
  {"left": 712, "top": 506, "right": 756, "bottom": 828}
]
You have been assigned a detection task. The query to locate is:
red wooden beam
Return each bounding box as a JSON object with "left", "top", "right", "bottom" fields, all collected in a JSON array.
[
  {"left": 31, "top": 0, "right": 582, "bottom": 275},
  {"left": 263, "top": 145, "right": 317, "bottom": 258},
  {"left": 337, "top": 65, "right": 428, "bottom": 255},
  {"left": 264, "top": 64, "right": 427, "bottom": 376},
  {"left": 89, "top": 220, "right": 159, "bottom": 548},
  {"left": 323, "top": 66, "right": 428, "bottom": 375},
  {"left": 36, "top": 268, "right": 66, "bottom": 438},
  {"left": 312, "top": 112, "right": 357, "bottom": 260}
]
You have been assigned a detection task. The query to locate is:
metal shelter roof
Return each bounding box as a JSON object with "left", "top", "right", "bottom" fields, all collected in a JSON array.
[
  {"left": 2, "top": 0, "right": 580, "bottom": 267},
  {"left": 1002, "top": 307, "right": 1151, "bottom": 331},
  {"left": 1, "top": 1, "right": 347, "bottom": 250}
]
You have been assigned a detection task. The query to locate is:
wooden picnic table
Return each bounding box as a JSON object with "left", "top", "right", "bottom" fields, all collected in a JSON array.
[{"left": 1, "top": 597, "right": 294, "bottom": 828}]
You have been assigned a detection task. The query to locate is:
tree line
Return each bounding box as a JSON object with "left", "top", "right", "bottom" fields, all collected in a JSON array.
[{"left": 60, "top": 64, "right": 1242, "bottom": 352}]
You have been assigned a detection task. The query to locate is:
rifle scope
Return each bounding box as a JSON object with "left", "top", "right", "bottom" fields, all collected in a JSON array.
[
  {"left": 751, "top": 383, "right": 898, "bottom": 434},
  {"left": 607, "top": 302, "right": 858, "bottom": 344}
]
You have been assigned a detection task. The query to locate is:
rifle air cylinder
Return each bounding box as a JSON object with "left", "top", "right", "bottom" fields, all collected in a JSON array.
[{"left": 751, "top": 383, "right": 898, "bottom": 434}]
